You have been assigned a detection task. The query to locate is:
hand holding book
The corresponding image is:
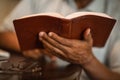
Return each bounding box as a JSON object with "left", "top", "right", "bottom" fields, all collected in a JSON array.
[{"left": 39, "top": 28, "right": 93, "bottom": 65}]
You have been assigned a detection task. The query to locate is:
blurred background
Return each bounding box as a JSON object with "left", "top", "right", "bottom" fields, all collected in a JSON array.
[{"left": 0, "top": 0, "right": 19, "bottom": 25}]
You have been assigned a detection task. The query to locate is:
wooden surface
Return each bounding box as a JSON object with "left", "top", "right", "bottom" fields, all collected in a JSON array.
[{"left": 0, "top": 51, "right": 82, "bottom": 80}]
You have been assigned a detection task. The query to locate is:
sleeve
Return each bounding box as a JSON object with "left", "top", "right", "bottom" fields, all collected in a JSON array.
[
  {"left": 109, "top": 40, "right": 120, "bottom": 74},
  {"left": 32, "top": 0, "right": 75, "bottom": 16},
  {"left": 0, "top": 0, "right": 33, "bottom": 32}
]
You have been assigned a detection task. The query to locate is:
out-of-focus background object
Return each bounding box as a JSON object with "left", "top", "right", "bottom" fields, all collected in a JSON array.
[
  {"left": 0, "top": 49, "right": 10, "bottom": 60},
  {"left": 0, "top": 0, "right": 20, "bottom": 25},
  {"left": 0, "top": 49, "right": 10, "bottom": 68},
  {"left": 0, "top": 0, "right": 20, "bottom": 63}
]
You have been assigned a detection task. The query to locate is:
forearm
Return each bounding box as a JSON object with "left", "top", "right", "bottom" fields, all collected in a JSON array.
[
  {"left": 0, "top": 32, "right": 20, "bottom": 51},
  {"left": 0, "top": 32, "right": 55, "bottom": 59},
  {"left": 82, "top": 55, "right": 120, "bottom": 80}
]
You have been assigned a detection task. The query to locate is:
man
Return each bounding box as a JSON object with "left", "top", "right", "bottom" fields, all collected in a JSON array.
[{"left": 0, "top": 0, "right": 120, "bottom": 80}]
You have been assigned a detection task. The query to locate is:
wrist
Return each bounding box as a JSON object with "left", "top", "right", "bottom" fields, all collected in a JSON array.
[
  {"left": 80, "top": 53, "right": 96, "bottom": 68},
  {"left": 81, "top": 55, "right": 98, "bottom": 69}
]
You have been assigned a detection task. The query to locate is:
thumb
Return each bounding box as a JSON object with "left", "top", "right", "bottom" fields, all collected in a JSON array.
[{"left": 84, "top": 28, "right": 93, "bottom": 46}]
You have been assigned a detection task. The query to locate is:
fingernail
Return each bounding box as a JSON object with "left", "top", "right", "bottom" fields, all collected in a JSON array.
[
  {"left": 39, "top": 32, "right": 45, "bottom": 37},
  {"left": 48, "top": 32, "right": 53, "bottom": 37},
  {"left": 87, "top": 28, "right": 91, "bottom": 35}
]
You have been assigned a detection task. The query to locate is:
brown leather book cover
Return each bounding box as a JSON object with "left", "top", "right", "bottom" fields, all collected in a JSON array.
[{"left": 13, "top": 12, "right": 116, "bottom": 51}]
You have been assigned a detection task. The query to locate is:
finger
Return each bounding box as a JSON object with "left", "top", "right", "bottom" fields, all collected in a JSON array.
[
  {"left": 42, "top": 49, "right": 57, "bottom": 61},
  {"left": 84, "top": 28, "right": 93, "bottom": 46},
  {"left": 40, "top": 36, "right": 67, "bottom": 59},
  {"left": 42, "top": 42, "right": 71, "bottom": 62},
  {"left": 39, "top": 32, "right": 69, "bottom": 53},
  {"left": 23, "top": 49, "right": 42, "bottom": 59},
  {"left": 51, "top": 56, "right": 57, "bottom": 61},
  {"left": 48, "top": 32, "right": 72, "bottom": 47}
]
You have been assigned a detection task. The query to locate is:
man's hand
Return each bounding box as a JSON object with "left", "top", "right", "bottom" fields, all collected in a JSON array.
[
  {"left": 0, "top": 32, "right": 56, "bottom": 61},
  {"left": 23, "top": 49, "right": 56, "bottom": 61},
  {"left": 39, "top": 28, "right": 94, "bottom": 65}
]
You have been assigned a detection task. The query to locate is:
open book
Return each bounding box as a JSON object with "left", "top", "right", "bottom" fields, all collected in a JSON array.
[{"left": 13, "top": 12, "right": 116, "bottom": 51}]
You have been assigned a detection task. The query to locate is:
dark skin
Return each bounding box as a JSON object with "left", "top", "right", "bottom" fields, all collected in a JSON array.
[
  {"left": 0, "top": 32, "right": 56, "bottom": 60},
  {"left": 0, "top": 31, "right": 20, "bottom": 51},
  {"left": 1, "top": 29, "right": 120, "bottom": 80},
  {"left": 39, "top": 29, "right": 120, "bottom": 80},
  {"left": 1, "top": 0, "right": 120, "bottom": 79},
  {"left": 1, "top": 30, "right": 120, "bottom": 80}
]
